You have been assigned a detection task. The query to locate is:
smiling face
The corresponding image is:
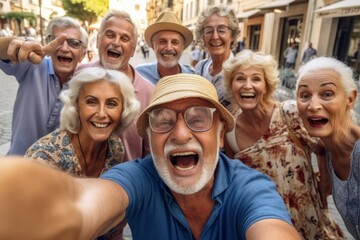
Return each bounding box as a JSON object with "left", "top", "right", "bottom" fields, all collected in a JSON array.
[
  {"left": 202, "top": 14, "right": 233, "bottom": 59},
  {"left": 296, "top": 69, "right": 356, "bottom": 139},
  {"left": 152, "top": 30, "right": 185, "bottom": 68},
  {"left": 149, "top": 98, "right": 225, "bottom": 195},
  {"left": 231, "top": 65, "right": 267, "bottom": 110},
  {"left": 97, "top": 17, "right": 136, "bottom": 71},
  {"left": 77, "top": 80, "right": 123, "bottom": 143},
  {"left": 50, "top": 27, "right": 86, "bottom": 83}
]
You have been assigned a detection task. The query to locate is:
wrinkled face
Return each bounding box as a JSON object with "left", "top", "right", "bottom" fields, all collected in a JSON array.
[
  {"left": 202, "top": 14, "right": 233, "bottom": 58},
  {"left": 149, "top": 98, "right": 225, "bottom": 195},
  {"left": 77, "top": 80, "right": 123, "bottom": 143},
  {"left": 97, "top": 17, "right": 136, "bottom": 71},
  {"left": 50, "top": 27, "right": 86, "bottom": 81},
  {"left": 231, "top": 65, "right": 267, "bottom": 110},
  {"left": 152, "top": 30, "right": 185, "bottom": 68},
  {"left": 296, "top": 69, "right": 355, "bottom": 139}
]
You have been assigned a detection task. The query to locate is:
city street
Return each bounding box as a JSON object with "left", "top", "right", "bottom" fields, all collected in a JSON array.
[{"left": 0, "top": 47, "right": 354, "bottom": 239}]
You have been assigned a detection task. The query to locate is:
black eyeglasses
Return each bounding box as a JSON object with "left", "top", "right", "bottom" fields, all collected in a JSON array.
[
  {"left": 46, "top": 35, "right": 85, "bottom": 49},
  {"left": 149, "top": 106, "right": 217, "bottom": 133},
  {"left": 202, "top": 25, "right": 232, "bottom": 37}
]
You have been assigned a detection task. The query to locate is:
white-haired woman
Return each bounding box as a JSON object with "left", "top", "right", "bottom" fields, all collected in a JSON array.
[
  {"left": 296, "top": 57, "right": 360, "bottom": 239},
  {"left": 223, "top": 50, "right": 344, "bottom": 239},
  {"left": 194, "top": 5, "right": 240, "bottom": 107},
  {"left": 25, "top": 67, "right": 140, "bottom": 177}
]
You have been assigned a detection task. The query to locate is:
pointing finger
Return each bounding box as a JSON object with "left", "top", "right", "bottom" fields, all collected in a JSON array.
[{"left": 43, "top": 35, "right": 67, "bottom": 55}]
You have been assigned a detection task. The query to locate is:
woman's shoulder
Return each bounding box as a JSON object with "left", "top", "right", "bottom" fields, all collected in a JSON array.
[{"left": 25, "top": 129, "right": 73, "bottom": 164}]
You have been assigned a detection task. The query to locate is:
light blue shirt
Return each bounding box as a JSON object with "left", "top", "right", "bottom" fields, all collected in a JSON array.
[
  {"left": 328, "top": 141, "right": 360, "bottom": 239},
  {"left": 195, "top": 57, "right": 233, "bottom": 107},
  {"left": 101, "top": 152, "right": 292, "bottom": 240},
  {"left": 0, "top": 57, "right": 67, "bottom": 155},
  {"left": 136, "top": 62, "right": 194, "bottom": 85}
]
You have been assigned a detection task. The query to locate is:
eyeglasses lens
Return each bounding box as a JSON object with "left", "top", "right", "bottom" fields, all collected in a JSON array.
[
  {"left": 149, "top": 106, "right": 215, "bottom": 133},
  {"left": 203, "top": 25, "right": 230, "bottom": 37},
  {"left": 47, "top": 35, "right": 83, "bottom": 49}
]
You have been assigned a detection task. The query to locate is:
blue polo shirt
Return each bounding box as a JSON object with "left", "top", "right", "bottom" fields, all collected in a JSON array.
[
  {"left": 0, "top": 57, "right": 66, "bottom": 155},
  {"left": 135, "top": 62, "right": 194, "bottom": 85},
  {"left": 101, "top": 152, "right": 292, "bottom": 240}
]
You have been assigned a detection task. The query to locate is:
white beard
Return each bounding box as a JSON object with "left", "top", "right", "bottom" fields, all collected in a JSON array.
[{"left": 148, "top": 125, "right": 222, "bottom": 195}]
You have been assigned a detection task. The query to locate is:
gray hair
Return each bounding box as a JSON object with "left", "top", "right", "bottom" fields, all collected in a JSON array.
[
  {"left": 223, "top": 49, "right": 279, "bottom": 104},
  {"left": 296, "top": 57, "right": 357, "bottom": 99},
  {"left": 60, "top": 67, "right": 140, "bottom": 135},
  {"left": 99, "top": 9, "right": 138, "bottom": 45},
  {"left": 195, "top": 5, "right": 240, "bottom": 50},
  {"left": 46, "top": 16, "right": 88, "bottom": 50}
]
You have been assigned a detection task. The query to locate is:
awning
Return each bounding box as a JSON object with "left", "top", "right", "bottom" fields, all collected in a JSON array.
[
  {"left": 316, "top": 0, "right": 360, "bottom": 18},
  {"left": 237, "top": 9, "right": 261, "bottom": 20},
  {"left": 258, "top": 0, "right": 296, "bottom": 10}
]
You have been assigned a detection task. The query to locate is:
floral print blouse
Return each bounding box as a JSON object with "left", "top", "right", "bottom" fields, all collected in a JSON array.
[
  {"left": 25, "top": 129, "right": 124, "bottom": 177},
  {"left": 226, "top": 100, "right": 344, "bottom": 240}
]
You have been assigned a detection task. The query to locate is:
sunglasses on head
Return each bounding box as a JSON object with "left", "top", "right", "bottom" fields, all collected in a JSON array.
[{"left": 46, "top": 35, "right": 85, "bottom": 49}]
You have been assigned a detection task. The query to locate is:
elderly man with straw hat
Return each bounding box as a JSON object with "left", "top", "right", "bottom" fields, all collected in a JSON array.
[
  {"left": 0, "top": 73, "right": 301, "bottom": 240},
  {"left": 136, "top": 11, "right": 194, "bottom": 85}
]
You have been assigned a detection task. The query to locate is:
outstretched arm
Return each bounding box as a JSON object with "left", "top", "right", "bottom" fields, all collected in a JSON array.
[
  {"left": 246, "top": 219, "right": 301, "bottom": 240},
  {"left": 0, "top": 35, "right": 67, "bottom": 64},
  {"left": 0, "top": 156, "right": 128, "bottom": 240}
]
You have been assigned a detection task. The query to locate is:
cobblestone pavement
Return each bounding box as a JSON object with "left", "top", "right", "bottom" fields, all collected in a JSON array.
[
  {"left": 0, "top": 71, "right": 17, "bottom": 147},
  {"left": 0, "top": 49, "right": 354, "bottom": 239}
]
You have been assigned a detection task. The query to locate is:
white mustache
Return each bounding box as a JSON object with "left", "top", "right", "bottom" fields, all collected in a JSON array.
[
  {"left": 164, "top": 142, "right": 203, "bottom": 157},
  {"left": 107, "top": 44, "right": 122, "bottom": 55},
  {"left": 160, "top": 50, "right": 176, "bottom": 55}
]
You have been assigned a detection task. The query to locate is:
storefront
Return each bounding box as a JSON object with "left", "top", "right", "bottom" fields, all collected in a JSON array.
[{"left": 316, "top": 0, "right": 360, "bottom": 77}]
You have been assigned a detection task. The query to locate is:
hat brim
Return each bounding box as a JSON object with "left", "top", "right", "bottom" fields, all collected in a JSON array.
[
  {"left": 144, "top": 22, "right": 193, "bottom": 49},
  {"left": 136, "top": 90, "right": 234, "bottom": 137}
]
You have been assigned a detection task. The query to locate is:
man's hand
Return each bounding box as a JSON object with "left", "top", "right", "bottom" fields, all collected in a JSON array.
[
  {"left": 0, "top": 157, "right": 82, "bottom": 240},
  {"left": 6, "top": 35, "right": 67, "bottom": 64}
]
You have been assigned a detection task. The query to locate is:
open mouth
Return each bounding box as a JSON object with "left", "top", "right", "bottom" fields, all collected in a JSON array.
[
  {"left": 170, "top": 151, "right": 198, "bottom": 171},
  {"left": 308, "top": 117, "right": 328, "bottom": 126},
  {"left": 210, "top": 42, "right": 223, "bottom": 47},
  {"left": 161, "top": 51, "right": 176, "bottom": 58},
  {"left": 91, "top": 122, "right": 110, "bottom": 128},
  {"left": 57, "top": 56, "right": 72, "bottom": 63},
  {"left": 240, "top": 92, "right": 256, "bottom": 99},
  {"left": 107, "top": 49, "right": 121, "bottom": 58}
]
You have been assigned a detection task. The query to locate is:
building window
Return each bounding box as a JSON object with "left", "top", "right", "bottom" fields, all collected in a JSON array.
[{"left": 249, "top": 24, "right": 261, "bottom": 51}]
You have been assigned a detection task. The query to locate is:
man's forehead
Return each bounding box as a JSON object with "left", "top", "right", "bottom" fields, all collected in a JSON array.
[{"left": 153, "top": 30, "right": 185, "bottom": 41}]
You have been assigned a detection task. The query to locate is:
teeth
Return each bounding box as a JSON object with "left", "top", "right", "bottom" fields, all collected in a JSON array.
[
  {"left": 171, "top": 151, "right": 196, "bottom": 157},
  {"left": 93, "top": 122, "right": 108, "bottom": 128},
  {"left": 175, "top": 165, "right": 196, "bottom": 171},
  {"left": 211, "top": 43, "right": 222, "bottom": 47},
  {"left": 240, "top": 93, "right": 255, "bottom": 97},
  {"left": 109, "top": 49, "right": 120, "bottom": 54}
]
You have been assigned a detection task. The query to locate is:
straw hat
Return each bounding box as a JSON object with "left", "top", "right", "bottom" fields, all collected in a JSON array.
[
  {"left": 144, "top": 11, "right": 193, "bottom": 49},
  {"left": 136, "top": 74, "right": 235, "bottom": 137}
]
